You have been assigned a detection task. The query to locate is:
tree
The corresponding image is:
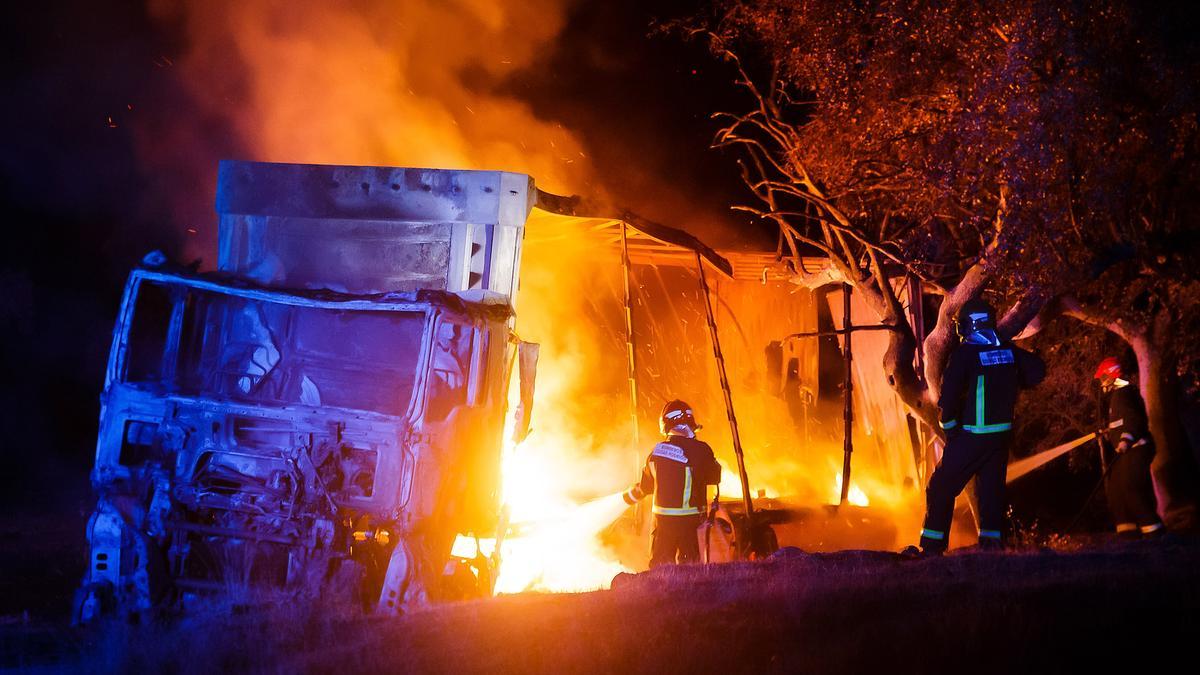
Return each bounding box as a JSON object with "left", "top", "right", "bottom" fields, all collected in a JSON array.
[{"left": 694, "top": 0, "right": 1200, "bottom": 527}]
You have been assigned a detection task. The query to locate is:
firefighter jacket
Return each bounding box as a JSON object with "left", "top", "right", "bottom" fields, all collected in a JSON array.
[
  {"left": 623, "top": 435, "right": 722, "bottom": 516},
  {"left": 1106, "top": 384, "right": 1153, "bottom": 449},
  {"left": 938, "top": 340, "right": 1046, "bottom": 435}
]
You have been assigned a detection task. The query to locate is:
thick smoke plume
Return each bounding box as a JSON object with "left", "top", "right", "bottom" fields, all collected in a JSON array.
[
  {"left": 144, "top": 0, "right": 647, "bottom": 588},
  {"left": 134, "top": 1, "right": 921, "bottom": 587},
  {"left": 143, "top": 0, "right": 599, "bottom": 261}
]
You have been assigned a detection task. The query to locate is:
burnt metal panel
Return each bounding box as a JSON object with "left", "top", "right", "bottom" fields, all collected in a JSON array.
[{"left": 217, "top": 161, "right": 533, "bottom": 299}]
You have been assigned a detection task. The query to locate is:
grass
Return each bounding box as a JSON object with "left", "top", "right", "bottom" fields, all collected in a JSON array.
[{"left": 13, "top": 536, "right": 1195, "bottom": 674}]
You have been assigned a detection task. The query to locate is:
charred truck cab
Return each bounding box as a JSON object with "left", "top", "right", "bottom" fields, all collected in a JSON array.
[{"left": 77, "top": 162, "right": 537, "bottom": 621}]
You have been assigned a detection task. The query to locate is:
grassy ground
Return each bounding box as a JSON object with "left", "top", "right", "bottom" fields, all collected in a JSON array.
[{"left": 8, "top": 536, "right": 1198, "bottom": 674}]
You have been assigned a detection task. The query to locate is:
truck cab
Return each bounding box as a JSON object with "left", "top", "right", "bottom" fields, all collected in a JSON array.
[{"left": 78, "top": 161, "right": 535, "bottom": 620}]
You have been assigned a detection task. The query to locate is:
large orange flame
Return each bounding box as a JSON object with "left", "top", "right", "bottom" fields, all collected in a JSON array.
[{"left": 153, "top": 1, "right": 924, "bottom": 594}]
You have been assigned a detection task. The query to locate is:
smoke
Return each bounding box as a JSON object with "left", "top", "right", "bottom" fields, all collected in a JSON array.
[
  {"left": 141, "top": 0, "right": 600, "bottom": 261},
  {"left": 144, "top": 0, "right": 662, "bottom": 584},
  {"left": 134, "top": 2, "right": 921, "bottom": 583}
]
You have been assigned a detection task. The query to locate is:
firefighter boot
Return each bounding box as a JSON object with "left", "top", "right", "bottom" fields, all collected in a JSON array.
[
  {"left": 900, "top": 536, "right": 945, "bottom": 558},
  {"left": 918, "top": 527, "right": 948, "bottom": 556},
  {"left": 977, "top": 532, "right": 1004, "bottom": 551},
  {"left": 900, "top": 545, "right": 942, "bottom": 559}
]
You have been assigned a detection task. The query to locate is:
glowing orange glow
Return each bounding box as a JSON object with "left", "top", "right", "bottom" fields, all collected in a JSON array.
[
  {"left": 494, "top": 214, "right": 926, "bottom": 588},
  {"left": 495, "top": 429, "right": 634, "bottom": 593},
  {"left": 488, "top": 239, "right": 638, "bottom": 591},
  {"left": 833, "top": 472, "right": 870, "bottom": 507},
  {"left": 158, "top": 1, "right": 929, "bottom": 593}
]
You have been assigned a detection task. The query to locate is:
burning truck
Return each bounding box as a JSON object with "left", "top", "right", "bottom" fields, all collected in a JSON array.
[
  {"left": 76, "top": 161, "right": 539, "bottom": 620},
  {"left": 76, "top": 158, "right": 929, "bottom": 619}
]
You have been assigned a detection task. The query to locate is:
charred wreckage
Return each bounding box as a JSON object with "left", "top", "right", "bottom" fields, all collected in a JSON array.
[{"left": 76, "top": 161, "right": 540, "bottom": 620}]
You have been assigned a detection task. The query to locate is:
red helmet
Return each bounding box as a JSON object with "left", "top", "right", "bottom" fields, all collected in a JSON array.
[{"left": 1094, "top": 357, "right": 1122, "bottom": 380}]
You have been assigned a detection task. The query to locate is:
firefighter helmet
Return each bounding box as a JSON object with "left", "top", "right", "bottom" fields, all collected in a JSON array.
[
  {"left": 955, "top": 298, "right": 996, "bottom": 338},
  {"left": 660, "top": 399, "right": 700, "bottom": 436},
  {"left": 1094, "top": 357, "right": 1122, "bottom": 381}
]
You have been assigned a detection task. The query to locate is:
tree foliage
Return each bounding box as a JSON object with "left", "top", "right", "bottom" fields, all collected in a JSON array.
[
  {"left": 692, "top": 0, "right": 1200, "bottom": 523},
  {"left": 709, "top": 0, "right": 1197, "bottom": 296}
]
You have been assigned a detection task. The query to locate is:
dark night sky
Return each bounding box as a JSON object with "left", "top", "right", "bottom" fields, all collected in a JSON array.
[
  {"left": 505, "top": 1, "right": 763, "bottom": 245},
  {"left": 0, "top": 1, "right": 761, "bottom": 506}
]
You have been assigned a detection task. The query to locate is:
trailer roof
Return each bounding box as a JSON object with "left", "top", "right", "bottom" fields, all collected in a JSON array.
[{"left": 532, "top": 189, "right": 832, "bottom": 284}]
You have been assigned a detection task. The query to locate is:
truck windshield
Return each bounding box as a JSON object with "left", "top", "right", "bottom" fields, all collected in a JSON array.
[{"left": 124, "top": 280, "right": 426, "bottom": 416}]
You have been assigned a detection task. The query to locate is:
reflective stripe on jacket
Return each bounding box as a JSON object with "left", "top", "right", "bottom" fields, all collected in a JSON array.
[
  {"left": 1106, "top": 384, "right": 1153, "bottom": 448},
  {"left": 938, "top": 341, "right": 1045, "bottom": 434},
  {"left": 623, "top": 436, "right": 721, "bottom": 516}
]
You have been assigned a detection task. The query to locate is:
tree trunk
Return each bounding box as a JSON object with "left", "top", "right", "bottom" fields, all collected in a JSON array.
[
  {"left": 1133, "top": 320, "right": 1200, "bottom": 530},
  {"left": 861, "top": 269, "right": 1045, "bottom": 437},
  {"left": 881, "top": 312, "right": 940, "bottom": 430}
]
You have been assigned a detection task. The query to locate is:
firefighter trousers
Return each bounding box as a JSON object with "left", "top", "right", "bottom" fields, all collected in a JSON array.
[
  {"left": 650, "top": 513, "right": 705, "bottom": 567},
  {"left": 1105, "top": 443, "right": 1160, "bottom": 531},
  {"left": 920, "top": 431, "right": 1011, "bottom": 552}
]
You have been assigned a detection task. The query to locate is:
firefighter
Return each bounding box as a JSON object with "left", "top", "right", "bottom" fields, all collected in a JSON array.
[
  {"left": 623, "top": 400, "right": 722, "bottom": 567},
  {"left": 1095, "top": 357, "right": 1165, "bottom": 537},
  {"left": 913, "top": 298, "right": 1046, "bottom": 555}
]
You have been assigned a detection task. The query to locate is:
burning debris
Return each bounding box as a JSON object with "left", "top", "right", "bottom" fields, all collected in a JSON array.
[
  {"left": 503, "top": 208, "right": 926, "bottom": 577},
  {"left": 79, "top": 156, "right": 934, "bottom": 620}
]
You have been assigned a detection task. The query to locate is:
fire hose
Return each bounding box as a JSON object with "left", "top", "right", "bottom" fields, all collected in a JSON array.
[
  {"left": 1065, "top": 442, "right": 1120, "bottom": 534},
  {"left": 1004, "top": 419, "right": 1126, "bottom": 533},
  {"left": 1005, "top": 419, "right": 1123, "bottom": 483}
]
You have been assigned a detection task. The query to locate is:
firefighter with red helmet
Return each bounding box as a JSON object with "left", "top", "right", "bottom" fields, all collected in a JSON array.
[
  {"left": 913, "top": 298, "right": 1046, "bottom": 555},
  {"left": 1095, "top": 357, "right": 1165, "bottom": 537},
  {"left": 623, "top": 400, "right": 722, "bottom": 567}
]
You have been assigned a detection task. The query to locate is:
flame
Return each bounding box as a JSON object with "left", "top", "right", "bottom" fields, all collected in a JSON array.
[
  {"left": 151, "top": 1, "right": 930, "bottom": 587},
  {"left": 448, "top": 357, "right": 636, "bottom": 594},
  {"left": 490, "top": 417, "right": 633, "bottom": 593},
  {"left": 493, "top": 491, "right": 631, "bottom": 594},
  {"left": 833, "top": 472, "right": 870, "bottom": 507},
  {"left": 487, "top": 214, "right": 930, "bottom": 586},
  {"left": 447, "top": 390, "right": 635, "bottom": 593},
  {"left": 156, "top": 1, "right": 641, "bottom": 592},
  {"left": 486, "top": 224, "right": 638, "bottom": 592}
]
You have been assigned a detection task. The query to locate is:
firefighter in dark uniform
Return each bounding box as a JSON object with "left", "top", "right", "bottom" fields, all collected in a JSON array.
[
  {"left": 1095, "top": 357, "right": 1165, "bottom": 537},
  {"left": 623, "top": 400, "right": 722, "bottom": 567},
  {"left": 914, "top": 299, "right": 1046, "bottom": 554}
]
